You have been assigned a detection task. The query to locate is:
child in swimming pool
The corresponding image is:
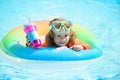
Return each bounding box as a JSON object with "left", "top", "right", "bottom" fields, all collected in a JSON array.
[{"left": 26, "top": 18, "right": 90, "bottom": 51}]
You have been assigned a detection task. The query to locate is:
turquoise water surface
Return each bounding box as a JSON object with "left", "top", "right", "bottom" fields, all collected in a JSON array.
[{"left": 0, "top": 0, "right": 120, "bottom": 80}]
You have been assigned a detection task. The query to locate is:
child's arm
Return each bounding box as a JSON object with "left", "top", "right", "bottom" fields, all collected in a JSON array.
[
  {"left": 74, "top": 39, "right": 90, "bottom": 50},
  {"left": 67, "top": 39, "right": 90, "bottom": 51}
]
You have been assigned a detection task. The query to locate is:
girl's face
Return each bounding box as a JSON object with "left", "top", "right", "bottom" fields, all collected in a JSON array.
[
  {"left": 51, "top": 19, "right": 72, "bottom": 46},
  {"left": 54, "top": 32, "right": 70, "bottom": 46}
]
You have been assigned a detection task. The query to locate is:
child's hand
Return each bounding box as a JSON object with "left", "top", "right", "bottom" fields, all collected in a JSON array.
[
  {"left": 70, "top": 45, "right": 83, "bottom": 51},
  {"left": 26, "top": 36, "right": 32, "bottom": 47}
]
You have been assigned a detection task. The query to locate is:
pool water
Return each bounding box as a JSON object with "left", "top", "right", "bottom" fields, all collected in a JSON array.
[{"left": 0, "top": 0, "right": 120, "bottom": 80}]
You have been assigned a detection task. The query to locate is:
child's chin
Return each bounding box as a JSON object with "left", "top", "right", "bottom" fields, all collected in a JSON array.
[{"left": 58, "top": 44, "right": 66, "bottom": 47}]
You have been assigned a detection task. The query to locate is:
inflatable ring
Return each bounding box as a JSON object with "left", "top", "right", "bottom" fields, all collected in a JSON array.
[{"left": 0, "top": 20, "right": 102, "bottom": 62}]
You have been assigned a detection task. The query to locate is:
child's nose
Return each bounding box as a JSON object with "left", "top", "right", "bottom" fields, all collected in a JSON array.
[{"left": 60, "top": 37, "right": 65, "bottom": 40}]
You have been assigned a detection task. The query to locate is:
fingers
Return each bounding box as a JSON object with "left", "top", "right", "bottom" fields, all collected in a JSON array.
[
  {"left": 26, "top": 36, "right": 32, "bottom": 47},
  {"left": 70, "top": 45, "right": 83, "bottom": 51}
]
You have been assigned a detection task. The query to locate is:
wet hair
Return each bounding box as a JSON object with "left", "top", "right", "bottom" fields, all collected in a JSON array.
[{"left": 45, "top": 18, "right": 77, "bottom": 47}]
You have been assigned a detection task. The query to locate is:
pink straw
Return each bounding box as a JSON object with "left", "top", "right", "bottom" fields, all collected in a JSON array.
[{"left": 28, "top": 18, "right": 31, "bottom": 23}]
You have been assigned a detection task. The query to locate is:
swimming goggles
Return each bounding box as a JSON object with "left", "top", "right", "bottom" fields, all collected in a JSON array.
[{"left": 50, "top": 21, "right": 72, "bottom": 31}]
